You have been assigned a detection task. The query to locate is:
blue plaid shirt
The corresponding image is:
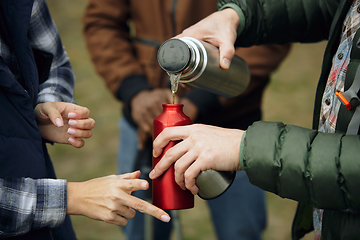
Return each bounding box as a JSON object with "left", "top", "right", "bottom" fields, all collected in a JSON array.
[
  {"left": 0, "top": 0, "right": 76, "bottom": 104},
  {"left": 0, "top": 0, "right": 73, "bottom": 237},
  {"left": 0, "top": 178, "right": 67, "bottom": 237}
]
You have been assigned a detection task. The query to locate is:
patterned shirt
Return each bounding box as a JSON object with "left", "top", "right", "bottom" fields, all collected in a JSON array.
[
  {"left": 0, "top": 178, "right": 67, "bottom": 237},
  {"left": 0, "top": 0, "right": 76, "bottom": 104},
  {"left": 0, "top": 0, "right": 72, "bottom": 236},
  {"left": 315, "top": 0, "right": 360, "bottom": 239},
  {"left": 318, "top": 0, "right": 360, "bottom": 133}
]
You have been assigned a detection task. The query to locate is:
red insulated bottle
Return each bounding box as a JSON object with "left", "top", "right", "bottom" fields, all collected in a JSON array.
[{"left": 152, "top": 104, "right": 194, "bottom": 210}]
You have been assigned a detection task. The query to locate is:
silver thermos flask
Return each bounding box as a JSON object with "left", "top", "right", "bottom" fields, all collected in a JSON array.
[{"left": 157, "top": 37, "right": 250, "bottom": 97}]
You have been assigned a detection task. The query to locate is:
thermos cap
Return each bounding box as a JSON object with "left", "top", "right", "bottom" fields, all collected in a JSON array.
[{"left": 157, "top": 39, "right": 190, "bottom": 73}]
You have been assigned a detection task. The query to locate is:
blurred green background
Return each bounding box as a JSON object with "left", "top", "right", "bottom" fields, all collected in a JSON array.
[{"left": 45, "top": 1, "right": 327, "bottom": 239}]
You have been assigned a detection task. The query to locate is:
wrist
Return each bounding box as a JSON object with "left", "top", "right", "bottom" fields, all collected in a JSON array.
[
  {"left": 219, "top": 3, "right": 245, "bottom": 36},
  {"left": 238, "top": 130, "right": 246, "bottom": 170},
  {"left": 66, "top": 182, "right": 82, "bottom": 215}
]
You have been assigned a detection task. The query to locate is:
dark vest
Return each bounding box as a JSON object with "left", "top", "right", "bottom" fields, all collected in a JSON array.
[{"left": 0, "top": 1, "right": 76, "bottom": 239}]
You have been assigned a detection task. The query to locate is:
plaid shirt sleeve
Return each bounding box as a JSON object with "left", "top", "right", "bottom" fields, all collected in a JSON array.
[
  {"left": 29, "top": 0, "right": 76, "bottom": 104},
  {"left": 0, "top": 178, "right": 67, "bottom": 237}
]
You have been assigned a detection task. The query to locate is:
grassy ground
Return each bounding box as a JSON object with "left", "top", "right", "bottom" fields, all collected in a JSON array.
[{"left": 46, "top": 1, "right": 327, "bottom": 239}]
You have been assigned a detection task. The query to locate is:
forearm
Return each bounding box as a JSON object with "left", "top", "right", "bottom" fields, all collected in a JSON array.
[
  {"left": 37, "top": 61, "right": 76, "bottom": 104},
  {"left": 83, "top": 0, "right": 145, "bottom": 97},
  {"left": 117, "top": 75, "right": 153, "bottom": 104},
  {"left": 217, "top": 0, "right": 337, "bottom": 46},
  {"left": 0, "top": 178, "right": 67, "bottom": 237},
  {"left": 242, "top": 121, "right": 360, "bottom": 213},
  {"left": 29, "top": 0, "right": 75, "bottom": 104}
]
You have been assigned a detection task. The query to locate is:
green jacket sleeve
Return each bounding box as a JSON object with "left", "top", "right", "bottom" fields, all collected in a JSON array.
[
  {"left": 217, "top": 0, "right": 340, "bottom": 46},
  {"left": 241, "top": 121, "right": 360, "bottom": 214}
]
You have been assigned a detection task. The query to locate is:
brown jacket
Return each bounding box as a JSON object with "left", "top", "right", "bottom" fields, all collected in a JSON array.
[{"left": 83, "top": 0, "right": 291, "bottom": 128}]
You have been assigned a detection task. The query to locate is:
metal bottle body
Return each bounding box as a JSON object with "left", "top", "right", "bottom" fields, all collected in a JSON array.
[
  {"left": 152, "top": 104, "right": 194, "bottom": 210},
  {"left": 157, "top": 37, "right": 250, "bottom": 97},
  {"left": 196, "top": 170, "right": 236, "bottom": 200}
]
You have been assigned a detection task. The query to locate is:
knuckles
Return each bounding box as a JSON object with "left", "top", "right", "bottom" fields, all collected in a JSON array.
[
  {"left": 102, "top": 211, "right": 120, "bottom": 223},
  {"left": 133, "top": 200, "right": 146, "bottom": 213}
]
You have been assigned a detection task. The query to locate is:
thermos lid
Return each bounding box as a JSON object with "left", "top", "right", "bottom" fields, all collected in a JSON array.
[{"left": 157, "top": 39, "right": 190, "bottom": 73}]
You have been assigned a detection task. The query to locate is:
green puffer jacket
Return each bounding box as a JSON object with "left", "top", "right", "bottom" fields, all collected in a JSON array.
[{"left": 217, "top": 0, "right": 360, "bottom": 239}]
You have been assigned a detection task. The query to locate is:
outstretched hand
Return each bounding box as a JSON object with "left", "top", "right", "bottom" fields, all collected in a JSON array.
[
  {"left": 67, "top": 171, "right": 171, "bottom": 226},
  {"left": 35, "top": 102, "right": 95, "bottom": 148},
  {"left": 150, "top": 124, "right": 243, "bottom": 195},
  {"left": 176, "top": 8, "right": 240, "bottom": 69}
]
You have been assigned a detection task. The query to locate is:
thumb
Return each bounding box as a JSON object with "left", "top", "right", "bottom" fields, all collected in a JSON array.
[
  {"left": 219, "top": 42, "right": 236, "bottom": 70},
  {"left": 43, "top": 103, "right": 64, "bottom": 127}
]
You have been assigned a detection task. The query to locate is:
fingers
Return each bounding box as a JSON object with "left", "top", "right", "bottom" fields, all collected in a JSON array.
[
  {"left": 152, "top": 126, "right": 187, "bottom": 158},
  {"left": 47, "top": 104, "right": 93, "bottom": 129},
  {"left": 217, "top": 9, "right": 238, "bottom": 69},
  {"left": 68, "top": 117, "right": 95, "bottom": 130},
  {"left": 39, "top": 102, "right": 65, "bottom": 127},
  {"left": 67, "top": 137, "right": 84, "bottom": 148},
  {"left": 120, "top": 170, "right": 142, "bottom": 180},
  {"left": 151, "top": 138, "right": 200, "bottom": 195},
  {"left": 151, "top": 140, "right": 190, "bottom": 187},
  {"left": 67, "top": 121, "right": 94, "bottom": 138},
  {"left": 64, "top": 104, "right": 91, "bottom": 120},
  {"left": 67, "top": 127, "right": 93, "bottom": 138},
  {"left": 68, "top": 174, "right": 171, "bottom": 227},
  {"left": 103, "top": 212, "right": 129, "bottom": 226},
  {"left": 107, "top": 199, "right": 170, "bottom": 226},
  {"left": 176, "top": 9, "right": 238, "bottom": 70},
  {"left": 118, "top": 171, "right": 145, "bottom": 195},
  {"left": 131, "top": 89, "right": 172, "bottom": 135},
  {"left": 134, "top": 110, "right": 153, "bottom": 133},
  {"left": 67, "top": 126, "right": 93, "bottom": 148},
  {"left": 112, "top": 176, "right": 171, "bottom": 223},
  {"left": 35, "top": 102, "right": 95, "bottom": 147},
  {"left": 116, "top": 178, "right": 149, "bottom": 197},
  {"left": 124, "top": 195, "right": 171, "bottom": 223},
  {"left": 219, "top": 42, "right": 236, "bottom": 70},
  {"left": 106, "top": 202, "right": 137, "bottom": 222},
  {"left": 150, "top": 127, "right": 191, "bottom": 180},
  {"left": 172, "top": 142, "right": 197, "bottom": 190},
  {"left": 66, "top": 113, "right": 95, "bottom": 148},
  {"left": 183, "top": 160, "right": 202, "bottom": 195},
  {"left": 66, "top": 113, "right": 95, "bottom": 133}
]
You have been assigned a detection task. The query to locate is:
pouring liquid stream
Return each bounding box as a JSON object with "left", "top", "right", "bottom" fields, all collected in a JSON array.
[{"left": 169, "top": 73, "right": 181, "bottom": 104}]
